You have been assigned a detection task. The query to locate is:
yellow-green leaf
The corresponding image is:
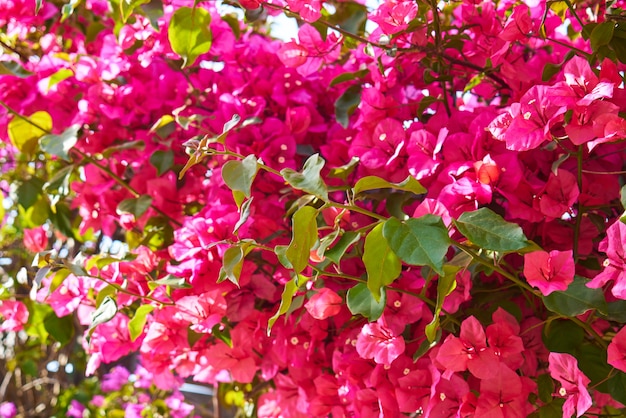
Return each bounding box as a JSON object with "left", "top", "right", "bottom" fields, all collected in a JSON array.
[{"left": 8, "top": 111, "right": 52, "bottom": 155}]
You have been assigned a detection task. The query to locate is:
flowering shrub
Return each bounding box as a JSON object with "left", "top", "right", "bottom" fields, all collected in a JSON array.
[{"left": 2, "top": 0, "right": 626, "bottom": 416}]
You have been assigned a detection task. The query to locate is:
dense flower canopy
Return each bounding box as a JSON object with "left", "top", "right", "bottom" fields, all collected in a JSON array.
[{"left": 1, "top": 0, "right": 626, "bottom": 417}]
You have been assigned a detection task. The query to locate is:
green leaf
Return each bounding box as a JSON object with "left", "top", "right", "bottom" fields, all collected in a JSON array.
[
  {"left": 150, "top": 150, "right": 174, "bottom": 175},
  {"left": 621, "top": 184, "right": 626, "bottom": 210},
  {"left": 128, "top": 305, "right": 155, "bottom": 342},
  {"left": 542, "top": 319, "right": 584, "bottom": 355},
  {"left": 117, "top": 195, "right": 153, "bottom": 218},
  {"left": 43, "top": 165, "right": 74, "bottom": 195},
  {"left": 412, "top": 332, "right": 441, "bottom": 361},
  {"left": 46, "top": 68, "right": 73, "bottom": 91},
  {"left": 95, "top": 285, "right": 117, "bottom": 313},
  {"left": 453, "top": 207, "right": 530, "bottom": 252},
  {"left": 8, "top": 111, "right": 52, "bottom": 155},
  {"left": 24, "top": 301, "right": 53, "bottom": 340},
  {"left": 590, "top": 21, "right": 615, "bottom": 51},
  {"left": 328, "top": 156, "right": 360, "bottom": 180},
  {"left": 537, "top": 374, "right": 555, "bottom": 404},
  {"left": 274, "top": 245, "right": 293, "bottom": 269},
  {"left": 89, "top": 296, "right": 117, "bottom": 331},
  {"left": 353, "top": 175, "right": 426, "bottom": 197},
  {"left": 218, "top": 240, "right": 255, "bottom": 285},
  {"left": 35, "top": 0, "right": 43, "bottom": 14},
  {"left": 17, "top": 177, "right": 43, "bottom": 210},
  {"left": 425, "top": 265, "right": 459, "bottom": 342},
  {"left": 364, "top": 223, "right": 401, "bottom": 301},
  {"left": 607, "top": 371, "right": 626, "bottom": 405},
  {"left": 233, "top": 197, "right": 253, "bottom": 234},
  {"left": 463, "top": 73, "right": 485, "bottom": 93},
  {"left": 280, "top": 154, "right": 329, "bottom": 201},
  {"left": 39, "top": 124, "right": 80, "bottom": 161},
  {"left": 267, "top": 274, "right": 309, "bottom": 334},
  {"left": 535, "top": 401, "right": 566, "bottom": 418},
  {"left": 543, "top": 276, "right": 607, "bottom": 317},
  {"left": 43, "top": 312, "right": 74, "bottom": 346},
  {"left": 0, "top": 191, "right": 5, "bottom": 225},
  {"left": 0, "top": 61, "right": 32, "bottom": 78},
  {"left": 325, "top": 231, "right": 360, "bottom": 265},
  {"left": 335, "top": 84, "right": 361, "bottom": 128},
  {"left": 61, "top": 0, "right": 82, "bottom": 22},
  {"left": 167, "top": 6, "right": 212, "bottom": 67},
  {"left": 120, "top": 0, "right": 151, "bottom": 23},
  {"left": 216, "top": 114, "right": 241, "bottom": 144},
  {"left": 286, "top": 206, "right": 318, "bottom": 273},
  {"left": 222, "top": 154, "right": 258, "bottom": 197},
  {"left": 330, "top": 69, "right": 369, "bottom": 86},
  {"left": 382, "top": 215, "right": 450, "bottom": 275},
  {"left": 153, "top": 275, "right": 192, "bottom": 288},
  {"left": 604, "top": 300, "right": 626, "bottom": 323},
  {"left": 346, "top": 282, "right": 386, "bottom": 321}
]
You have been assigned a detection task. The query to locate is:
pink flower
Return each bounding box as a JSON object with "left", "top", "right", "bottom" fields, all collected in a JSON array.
[
  {"left": 369, "top": 0, "right": 418, "bottom": 35},
  {"left": 356, "top": 322, "right": 405, "bottom": 365},
  {"left": 23, "top": 226, "right": 48, "bottom": 253},
  {"left": 0, "top": 300, "right": 29, "bottom": 332},
  {"left": 587, "top": 221, "right": 626, "bottom": 300},
  {"left": 435, "top": 316, "right": 499, "bottom": 379},
  {"left": 101, "top": 366, "right": 130, "bottom": 392},
  {"left": 548, "top": 352, "right": 592, "bottom": 418},
  {"left": 305, "top": 288, "right": 342, "bottom": 320},
  {"left": 523, "top": 250, "right": 575, "bottom": 295},
  {"left": 0, "top": 402, "right": 16, "bottom": 418},
  {"left": 608, "top": 326, "right": 626, "bottom": 373}
]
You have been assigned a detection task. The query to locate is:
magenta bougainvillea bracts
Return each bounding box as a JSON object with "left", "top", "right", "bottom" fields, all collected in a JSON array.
[{"left": 2, "top": 0, "right": 626, "bottom": 417}]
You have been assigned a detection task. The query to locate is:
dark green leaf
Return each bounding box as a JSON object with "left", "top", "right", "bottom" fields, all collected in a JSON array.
[
  {"left": 280, "top": 154, "right": 329, "bottom": 201},
  {"left": 222, "top": 154, "right": 258, "bottom": 197},
  {"left": 346, "top": 282, "right": 386, "bottom": 321},
  {"left": 542, "top": 319, "right": 584, "bottom": 355},
  {"left": 150, "top": 150, "right": 174, "bottom": 175},
  {"left": 425, "top": 265, "right": 459, "bottom": 342},
  {"left": 543, "top": 276, "right": 607, "bottom": 317},
  {"left": 364, "top": 223, "right": 401, "bottom": 301},
  {"left": 383, "top": 215, "right": 450, "bottom": 275},
  {"left": 607, "top": 371, "right": 626, "bottom": 405},
  {"left": 335, "top": 85, "right": 361, "bottom": 128},
  {"left": 286, "top": 206, "right": 318, "bottom": 273},
  {"left": 89, "top": 296, "right": 117, "bottom": 331},
  {"left": 117, "top": 195, "right": 153, "bottom": 218},
  {"left": 576, "top": 343, "right": 611, "bottom": 391},
  {"left": 536, "top": 400, "right": 565, "bottom": 418},
  {"left": 167, "top": 6, "right": 212, "bottom": 67},
  {"left": 128, "top": 305, "right": 154, "bottom": 342},
  {"left": 325, "top": 231, "right": 360, "bottom": 265},
  {"left": 49, "top": 202, "right": 75, "bottom": 239},
  {"left": 353, "top": 175, "right": 426, "bottom": 197},
  {"left": 537, "top": 374, "right": 554, "bottom": 404},
  {"left": 454, "top": 207, "right": 530, "bottom": 252},
  {"left": 590, "top": 21, "right": 615, "bottom": 51},
  {"left": 43, "top": 312, "right": 74, "bottom": 346},
  {"left": 17, "top": 177, "right": 43, "bottom": 210},
  {"left": 604, "top": 300, "right": 626, "bottom": 323}
]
